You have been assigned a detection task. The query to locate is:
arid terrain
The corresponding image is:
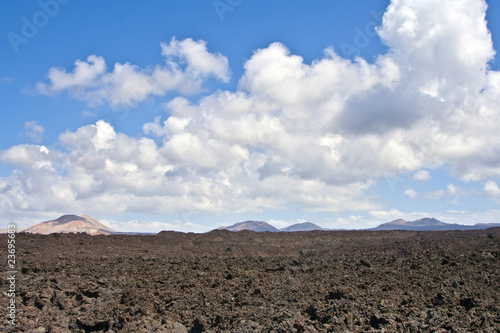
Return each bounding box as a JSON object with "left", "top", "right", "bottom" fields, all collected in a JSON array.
[{"left": 1, "top": 228, "right": 499, "bottom": 332}]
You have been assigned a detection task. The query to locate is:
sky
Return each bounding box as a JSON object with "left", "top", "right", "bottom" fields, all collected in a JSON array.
[{"left": 1, "top": 0, "right": 500, "bottom": 233}]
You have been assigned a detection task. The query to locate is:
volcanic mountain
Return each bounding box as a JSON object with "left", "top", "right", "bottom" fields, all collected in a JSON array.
[
  {"left": 24, "top": 214, "right": 115, "bottom": 235},
  {"left": 220, "top": 221, "right": 280, "bottom": 232},
  {"left": 280, "top": 222, "right": 325, "bottom": 232},
  {"left": 372, "top": 217, "right": 500, "bottom": 231}
]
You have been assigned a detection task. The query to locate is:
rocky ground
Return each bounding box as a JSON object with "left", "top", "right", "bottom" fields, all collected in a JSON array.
[{"left": 1, "top": 228, "right": 499, "bottom": 332}]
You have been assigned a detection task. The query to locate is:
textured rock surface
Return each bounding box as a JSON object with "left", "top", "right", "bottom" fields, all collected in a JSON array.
[{"left": 1, "top": 228, "right": 499, "bottom": 332}]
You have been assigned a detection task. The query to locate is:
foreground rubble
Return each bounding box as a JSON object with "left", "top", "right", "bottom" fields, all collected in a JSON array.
[{"left": 1, "top": 228, "right": 499, "bottom": 332}]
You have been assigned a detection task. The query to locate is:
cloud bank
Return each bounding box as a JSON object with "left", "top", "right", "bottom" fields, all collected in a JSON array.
[{"left": 2, "top": 0, "right": 500, "bottom": 227}]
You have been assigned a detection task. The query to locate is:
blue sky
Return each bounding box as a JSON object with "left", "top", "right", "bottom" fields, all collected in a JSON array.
[{"left": 1, "top": 0, "right": 500, "bottom": 232}]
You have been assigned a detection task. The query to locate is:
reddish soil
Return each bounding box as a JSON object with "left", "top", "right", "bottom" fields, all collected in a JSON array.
[{"left": 1, "top": 228, "right": 499, "bottom": 332}]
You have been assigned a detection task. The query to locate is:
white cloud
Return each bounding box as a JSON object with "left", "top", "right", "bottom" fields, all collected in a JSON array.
[
  {"left": 446, "top": 184, "right": 460, "bottom": 195},
  {"left": 435, "top": 209, "right": 500, "bottom": 225},
  {"left": 161, "top": 37, "right": 230, "bottom": 83},
  {"left": 1, "top": 144, "right": 52, "bottom": 169},
  {"left": 378, "top": 0, "right": 494, "bottom": 99},
  {"left": 0, "top": 118, "right": 381, "bottom": 223},
  {"left": 268, "top": 219, "right": 294, "bottom": 229},
  {"left": 404, "top": 188, "right": 417, "bottom": 198},
  {"left": 143, "top": 116, "right": 165, "bottom": 137},
  {"left": 102, "top": 219, "right": 210, "bottom": 233},
  {"left": 39, "top": 55, "right": 107, "bottom": 93},
  {"left": 23, "top": 121, "right": 45, "bottom": 143},
  {"left": 484, "top": 180, "right": 500, "bottom": 197},
  {"left": 413, "top": 169, "right": 431, "bottom": 181},
  {"left": 421, "top": 184, "right": 469, "bottom": 204},
  {"left": 369, "top": 208, "right": 405, "bottom": 220},
  {"left": 36, "top": 38, "right": 230, "bottom": 107}
]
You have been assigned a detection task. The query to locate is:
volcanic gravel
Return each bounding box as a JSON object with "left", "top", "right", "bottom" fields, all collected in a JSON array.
[{"left": 1, "top": 228, "right": 499, "bottom": 332}]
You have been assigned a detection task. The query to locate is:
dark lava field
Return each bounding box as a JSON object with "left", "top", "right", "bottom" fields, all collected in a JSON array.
[{"left": 1, "top": 228, "right": 499, "bottom": 332}]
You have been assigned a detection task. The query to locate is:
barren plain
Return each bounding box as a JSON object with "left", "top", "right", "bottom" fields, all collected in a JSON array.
[{"left": 1, "top": 228, "right": 499, "bottom": 332}]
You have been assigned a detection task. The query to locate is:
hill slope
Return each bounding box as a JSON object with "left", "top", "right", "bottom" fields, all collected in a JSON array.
[
  {"left": 220, "top": 221, "right": 279, "bottom": 232},
  {"left": 24, "top": 214, "right": 115, "bottom": 235},
  {"left": 280, "top": 222, "right": 325, "bottom": 232}
]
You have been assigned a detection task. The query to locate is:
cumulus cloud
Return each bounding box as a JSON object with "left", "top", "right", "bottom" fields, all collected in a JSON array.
[
  {"left": 36, "top": 38, "right": 230, "bottom": 107},
  {"left": 3, "top": 0, "right": 500, "bottom": 228},
  {"left": 484, "top": 180, "right": 500, "bottom": 197},
  {"left": 378, "top": 0, "right": 494, "bottom": 98},
  {"left": 0, "top": 119, "right": 380, "bottom": 223},
  {"left": 161, "top": 38, "right": 230, "bottom": 82}
]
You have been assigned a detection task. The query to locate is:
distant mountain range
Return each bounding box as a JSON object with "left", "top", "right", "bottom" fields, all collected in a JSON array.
[
  {"left": 219, "top": 220, "right": 325, "bottom": 232},
  {"left": 219, "top": 218, "right": 499, "bottom": 232},
  {"left": 371, "top": 217, "right": 500, "bottom": 231},
  {"left": 16, "top": 215, "right": 500, "bottom": 235},
  {"left": 23, "top": 214, "right": 115, "bottom": 235}
]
